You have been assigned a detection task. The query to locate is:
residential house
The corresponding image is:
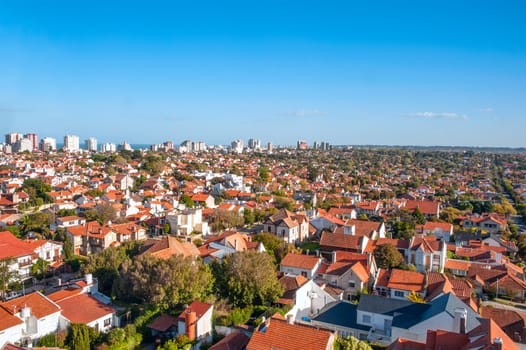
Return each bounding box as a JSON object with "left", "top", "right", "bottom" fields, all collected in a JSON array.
[
  {"left": 191, "top": 193, "right": 216, "bottom": 209},
  {"left": 319, "top": 231, "right": 369, "bottom": 254},
  {"left": 263, "top": 209, "right": 310, "bottom": 244},
  {"left": 176, "top": 301, "right": 214, "bottom": 343},
  {"left": 416, "top": 222, "right": 453, "bottom": 242},
  {"left": 140, "top": 236, "right": 200, "bottom": 259},
  {"left": 198, "top": 231, "right": 264, "bottom": 263},
  {"left": 278, "top": 275, "right": 336, "bottom": 321},
  {"left": 374, "top": 268, "right": 426, "bottom": 300},
  {"left": 403, "top": 200, "right": 440, "bottom": 218},
  {"left": 280, "top": 253, "right": 323, "bottom": 279},
  {"left": 387, "top": 321, "right": 519, "bottom": 350},
  {"left": 209, "top": 331, "right": 250, "bottom": 350},
  {"left": 166, "top": 208, "right": 210, "bottom": 236},
  {"left": 461, "top": 214, "right": 508, "bottom": 234},
  {"left": 0, "top": 292, "right": 62, "bottom": 347},
  {"left": 406, "top": 236, "right": 447, "bottom": 272},
  {"left": 316, "top": 252, "right": 372, "bottom": 300},
  {"left": 246, "top": 315, "right": 336, "bottom": 350},
  {"left": 51, "top": 292, "right": 117, "bottom": 333}
]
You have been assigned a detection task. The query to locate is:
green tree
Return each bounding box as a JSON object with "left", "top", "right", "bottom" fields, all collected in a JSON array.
[
  {"left": 67, "top": 323, "right": 94, "bottom": 350},
  {"left": 412, "top": 207, "right": 426, "bottom": 225},
  {"left": 179, "top": 194, "right": 195, "bottom": 208},
  {"left": 20, "top": 178, "right": 52, "bottom": 206},
  {"left": 31, "top": 258, "right": 49, "bottom": 280},
  {"left": 258, "top": 167, "right": 270, "bottom": 182},
  {"left": 243, "top": 208, "right": 255, "bottom": 225},
  {"left": 374, "top": 244, "right": 405, "bottom": 269},
  {"left": 335, "top": 335, "right": 372, "bottom": 350},
  {"left": 252, "top": 232, "right": 288, "bottom": 263},
  {"left": 85, "top": 202, "right": 118, "bottom": 224},
  {"left": 118, "top": 254, "right": 213, "bottom": 310},
  {"left": 0, "top": 257, "right": 18, "bottom": 300},
  {"left": 212, "top": 250, "right": 283, "bottom": 307},
  {"left": 208, "top": 209, "right": 244, "bottom": 232}
]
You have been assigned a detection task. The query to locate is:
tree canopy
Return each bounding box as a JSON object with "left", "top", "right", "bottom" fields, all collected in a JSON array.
[
  {"left": 212, "top": 250, "right": 283, "bottom": 307},
  {"left": 374, "top": 243, "right": 405, "bottom": 269}
]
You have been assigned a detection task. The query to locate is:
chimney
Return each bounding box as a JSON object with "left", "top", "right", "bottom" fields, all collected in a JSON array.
[
  {"left": 331, "top": 250, "right": 337, "bottom": 263},
  {"left": 85, "top": 273, "right": 93, "bottom": 285},
  {"left": 185, "top": 310, "right": 197, "bottom": 341},
  {"left": 493, "top": 337, "right": 503, "bottom": 350},
  {"left": 454, "top": 308, "right": 467, "bottom": 334},
  {"left": 286, "top": 314, "right": 294, "bottom": 325}
]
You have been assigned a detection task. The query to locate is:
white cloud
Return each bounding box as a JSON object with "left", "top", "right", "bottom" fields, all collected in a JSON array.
[
  {"left": 283, "top": 110, "right": 328, "bottom": 117},
  {"left": 479, "top": 107, "right": 494, "bottom": 113},
  {"left": 406, "top": 112, "right": 468, "bottom": 120}
]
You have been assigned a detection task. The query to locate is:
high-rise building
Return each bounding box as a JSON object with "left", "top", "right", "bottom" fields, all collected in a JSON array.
[
  {"left": 231, "top": 139, "right": 244, "bottom": 153},
  {"left": 192, "top": 141, "right": 206, "bottom": 152},
  {"left": 267, "top": 142, "right": 273, "bottom": 153},
  {"left": 118, "top": 141, "right": 132, "bottom": 151},
  {"left": 101, "top": 142, "right": 117, "bottom": 152},
  {"left": 5, "top": 133, "right": 23, "bottom": 145},
  {"left": 24, "top": 133, "right": 39, "bottom": 150},
  {"left": 297, "top": 140, "right": 308, "bottom": 150},
  {"left": 63, "top": 135, "right": 80, "bottom": 152},
  {"left": 13, "top": 138, "right": 33, "bottom": 153},
  {"left": 40, "top": 137, "right": 57, "bottom": 151},
  {"left": 85, "top": 137, "right": 98, "bottom": 152},
  {"left": 248, "top": 138, "right": 261, "bottom": 150}
]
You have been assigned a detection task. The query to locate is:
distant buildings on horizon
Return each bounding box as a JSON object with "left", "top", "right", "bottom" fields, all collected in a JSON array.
[{"left": 1, "top": 131, "right": 332, "bottom": 154}]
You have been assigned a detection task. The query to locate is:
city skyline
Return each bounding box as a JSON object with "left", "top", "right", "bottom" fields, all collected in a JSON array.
[{"left": 1, "top": 1, "right": 525, "bottom": 147}]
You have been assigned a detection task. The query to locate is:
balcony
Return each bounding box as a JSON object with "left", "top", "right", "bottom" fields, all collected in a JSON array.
[{"left": 367, "top": 328, "right": 392, "bottom": 345}]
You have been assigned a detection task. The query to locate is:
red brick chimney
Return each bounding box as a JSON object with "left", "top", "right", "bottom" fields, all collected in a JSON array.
[{"left": 185, "top": 310, "right": 197, "bottom": 341}]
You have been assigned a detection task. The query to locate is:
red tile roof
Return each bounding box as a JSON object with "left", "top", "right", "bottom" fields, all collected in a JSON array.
[
  {"left": 386, "top": 269, "right": 426, "bottom": 292},
  {"left": 246, "top": 318, "right": 333, "bottom": 350},
  {"left": 0, "top": 292, "right": 61, "bottom": 319},
  {"left": 56, "top": 294, "right": 115, "bottom": 324},
  {"left": 0, "top": 231, "right": 34, "bottom": 259},
  {"left": 147, "top": 314, "right": 179, "bottom": 332},
  {"left": 280, "top": 253, "right": 321, "bottom": 270}
]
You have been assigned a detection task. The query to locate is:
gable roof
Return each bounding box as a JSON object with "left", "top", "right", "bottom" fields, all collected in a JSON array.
[
  {"left": 392, "top": 293, "right": 481, "bottom": 331},
  {"left": 147, "top": 314, "right": 179, "bottom": 332},
  {"left": 0, "top": 231, "right": 34, "bottom": 259},
  {"left": 0, "top": 292, "right": 61, "bottom": 319},
  {"left": 320, "top": 231, "right": 365, "bottom": 251},
  {"left": 56, "top": 293, "right": 115, "bottom": 324},
  {"left": 247, "top": 318, "right": 333, "bottom": 350},
  {"left": 312, "top": 301, "right": 369, "bottom": 332},
  {"left": 177, "top": 301, "right": 213, "bottom": 321},
  {"left": 140, "top": 236, "right": 199, "bottom": 259},
  {"left": 209, "top": 331, "right": 250, "bottom": 350},
  {"left": 280, "top": 253, "right": 321, "bottom": 270}
]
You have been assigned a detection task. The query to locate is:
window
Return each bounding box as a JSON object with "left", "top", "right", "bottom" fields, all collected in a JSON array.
[
  {"left": 362, "top": 314, "right": 371, "bottom": 324},
  {"left": 104, "top": 318, "right": 111, "bottom": 327},
  {"left": 301, "top": 271, "right": 307, "bottom": 277},
  {"left": 349, "top": 281, "right": 356, "bottom": 289},
  {"left": 394, "top": 290, "right": 405, "bottom": 298}
]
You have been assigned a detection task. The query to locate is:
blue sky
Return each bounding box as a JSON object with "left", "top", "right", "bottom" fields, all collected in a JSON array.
[{"left": 0, "top": 1, "right": 525, "bottom": 147}]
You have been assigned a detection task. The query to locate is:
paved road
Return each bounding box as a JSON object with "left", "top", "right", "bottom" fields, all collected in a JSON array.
[{"left": 482, "top": 300, "right": 526, "bottom": 313}]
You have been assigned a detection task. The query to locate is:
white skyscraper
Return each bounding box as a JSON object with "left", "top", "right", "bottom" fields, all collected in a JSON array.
[
  {"left": 13, "top": 138, "right": 33, "bottom": 153},
  {"left": 101, "top": 142, "right": 117, "bottom": 152},
  {"left": 63, "top": 135, "right": 80, "bottom": 152},
  {"left": 85, "top": 137, "right": 98, "bottom": 152},
  {"left": 40, "top": 137, "right": 57, "bottom": 151}
]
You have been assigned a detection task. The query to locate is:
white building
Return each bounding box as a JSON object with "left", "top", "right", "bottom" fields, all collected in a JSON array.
[
  {"left": 0, "top": 292, "right": 62, "bottom": 347},
  {"left": 100, "top": 142, "right": 117, "bottom": 152},
  {"left": 5, "top": 133, "right": 23, "bottom": 145},
  {"left": 231, "top": 139, "right": 244, "bottom": 153},
  {"left": 40, "top": 137, "right": 57, "bottom": 151},
  {"left": 12, "top": 138, "right": 33, "bottom": 153},
  {"left": 63, "top": 135, "right": 80, "bottom": 152},
  {"left": 85, "top": 137, "right": 98, "bottom": 152}
]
